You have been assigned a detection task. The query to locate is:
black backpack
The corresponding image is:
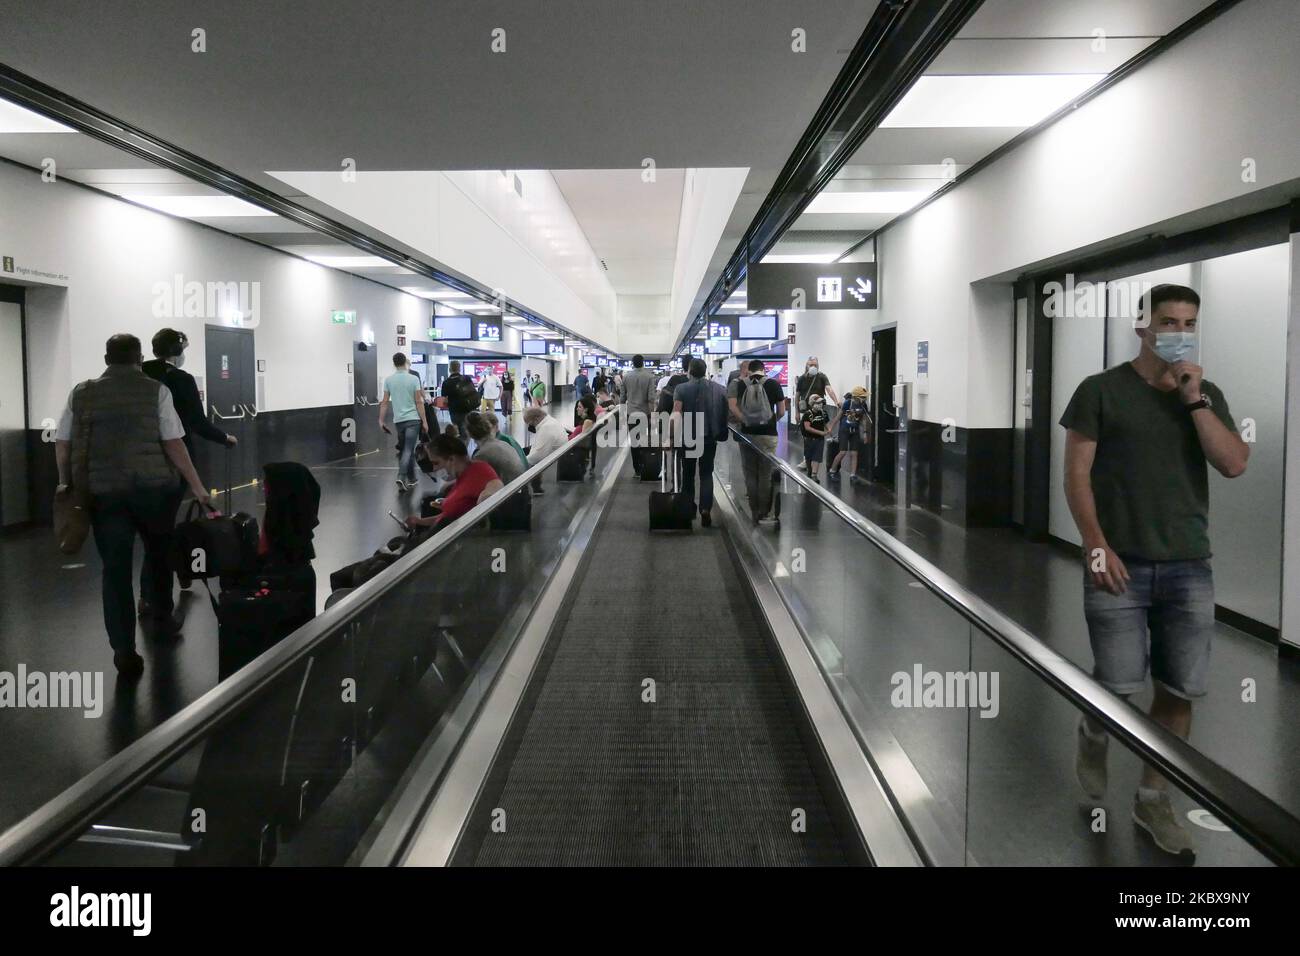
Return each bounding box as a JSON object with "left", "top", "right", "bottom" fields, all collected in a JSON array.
[{"left": 450, "top": 374, "right": 479, "bottom": 412}]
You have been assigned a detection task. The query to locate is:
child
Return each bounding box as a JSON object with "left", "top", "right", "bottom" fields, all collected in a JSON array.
[{"left": 801, "top": 394, "right": 831, "bottom": 481}]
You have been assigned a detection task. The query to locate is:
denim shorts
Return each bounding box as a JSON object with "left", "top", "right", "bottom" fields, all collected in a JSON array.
[{"left": 1082, "top": 557, "right": 1214, "bottom": 700}]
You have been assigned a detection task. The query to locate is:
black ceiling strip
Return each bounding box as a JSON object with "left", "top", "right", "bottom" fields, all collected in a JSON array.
[
  {"left": 677, "top": 0, "right": 986, "bottom": 350},
  {"left": 833, "top": 0, "right": 1249, "bottom": 264},
  {"left": 0, "top": 62, "right": 617, "bottom": 355}
]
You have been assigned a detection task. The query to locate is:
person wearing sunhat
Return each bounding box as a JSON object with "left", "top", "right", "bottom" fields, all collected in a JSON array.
[{"left": 828, "top": 385, "right": 872, "bottom": 483}]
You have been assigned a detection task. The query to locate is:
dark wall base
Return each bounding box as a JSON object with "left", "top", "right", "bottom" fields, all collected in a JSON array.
[
  {"left": 907, "top": 419, "right": 1013, "bottom": 528},
  {"left": 26, "top": 403, "right": 383, "bottom": 525}
]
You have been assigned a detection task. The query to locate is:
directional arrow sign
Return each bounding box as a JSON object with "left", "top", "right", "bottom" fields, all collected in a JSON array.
[{"left": 746, "top": 261, "right": 878, "bottom": 311}]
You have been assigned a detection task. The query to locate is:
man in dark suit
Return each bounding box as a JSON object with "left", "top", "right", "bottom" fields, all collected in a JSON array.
[
  {"left": 139, "top": 328, "right": 237, "bottom": 617},
  {"left": 671, "top": 358, "right": 729, "bottom": 527}
]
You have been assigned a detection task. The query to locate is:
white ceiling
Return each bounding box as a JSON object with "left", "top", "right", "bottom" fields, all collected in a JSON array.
[
  {"left": 780, "top": 0, "right": 1221, "bottom": 258},
  {"left": 551, "top": 168, "right": 685, "bottom": 296}
]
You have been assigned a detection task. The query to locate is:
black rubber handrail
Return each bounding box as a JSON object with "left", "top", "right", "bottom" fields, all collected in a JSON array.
[
  {"left": 0, "top": 413, "right": 619, "bottom": 866},
  {"left": 726, "top": 426, "right": 1300, "bottom": 866}
]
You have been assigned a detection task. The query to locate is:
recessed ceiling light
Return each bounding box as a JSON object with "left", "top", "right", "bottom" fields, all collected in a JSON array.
[
  {"left": 762, "top": 253, "right": 840, "bottom": 264},
  {"left": 122, "top": 194, "right": 278, "bottom": 218},
  {"left": 804, "top": 191, "right": 932, "bottom": 215},
  {"left": 301, "top": 254, "right": 396, "bottom": 268},
  {"left": 881, "top": 74, "right": 1105, "bottom": 129},
  {"left": 0, "top": 98, "right": 75, "bottom": 133}
]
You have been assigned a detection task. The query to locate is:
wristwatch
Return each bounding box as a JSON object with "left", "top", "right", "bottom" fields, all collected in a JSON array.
[{"left": 1184, "top": 394, "right": 1212, "bottom": 413}]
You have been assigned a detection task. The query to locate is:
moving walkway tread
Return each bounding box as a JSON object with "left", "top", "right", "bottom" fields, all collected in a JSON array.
[{"left": 453, "top": 471, "right": 855, "bottom": 866}]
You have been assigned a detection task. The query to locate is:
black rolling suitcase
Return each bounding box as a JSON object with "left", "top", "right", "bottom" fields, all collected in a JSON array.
[
  {"left": 639, "top": 447, "right": 663, "bottom": 481},
  {"left": 489, "top": 487, "right": 532, "bottom": 532},
  {"left": 216, "top": 565, "right": 316, "bottom": 680},
  {"left": 648, "top": 451, "right": 693, "bottom": 532},
  {"left": 557, "top": 445, "right": 586, "bottom": 481}
]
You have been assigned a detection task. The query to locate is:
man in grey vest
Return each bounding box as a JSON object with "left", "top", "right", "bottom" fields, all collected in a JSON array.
[
  {"left": 56, "top": 334, "right": 211, "bottom": 679},
  {"left": 621, "top": 353, "right": 658, "bottom": 473}
]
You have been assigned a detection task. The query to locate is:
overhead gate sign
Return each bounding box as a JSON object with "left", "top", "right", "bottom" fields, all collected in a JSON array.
[{"left": 747, "top": 261, "right": 878, "bottom": 311}]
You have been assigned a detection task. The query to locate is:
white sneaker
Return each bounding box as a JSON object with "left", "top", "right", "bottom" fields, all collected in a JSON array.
[{"left": 796, "top": 461, "right": 808, "bottom": 471}]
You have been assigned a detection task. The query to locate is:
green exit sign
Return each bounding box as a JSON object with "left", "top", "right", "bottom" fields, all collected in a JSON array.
[
  {"left": 331, "top": 310, "right": 356, "bottom": 325},
  {"left": 428, "top": 328, "right": 442, "bottom": 339}
]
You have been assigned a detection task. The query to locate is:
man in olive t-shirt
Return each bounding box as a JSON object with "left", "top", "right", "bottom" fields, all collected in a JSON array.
[{"left": 1060, "top": 283, "right": 1249, "bottom": 858}]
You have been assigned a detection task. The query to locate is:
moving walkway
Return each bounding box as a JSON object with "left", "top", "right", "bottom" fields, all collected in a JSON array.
[{"left": 1, "top": 418, "right": 1297, "bottom": 867}]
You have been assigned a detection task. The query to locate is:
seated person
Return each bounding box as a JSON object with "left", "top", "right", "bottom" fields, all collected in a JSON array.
[
  {"left": 465, "top": 410, "right": 525, "bottom": 485},
  {"left": 484, "top": 408, "right": 530, "bottom": 473},
  {"left": 406, "top": 433, "right": 503, "bottom": 531},
  {"left": 570, "top": 394, "right": 600, "bottom": 438},
  {"left": 258, "top": 461, "right": 321, "bottom": 567}
]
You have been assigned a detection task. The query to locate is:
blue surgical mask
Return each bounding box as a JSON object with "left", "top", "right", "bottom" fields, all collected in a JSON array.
[{"left": 1151, "top": 331, "right": 1197, "bottom": 364}]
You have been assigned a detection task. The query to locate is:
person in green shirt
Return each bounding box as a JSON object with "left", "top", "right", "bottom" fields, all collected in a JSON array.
[
  {"left": 1060, "top": 283, "right": 1249, "bottom": 858},
  {"left": 379, "top": 352, "right": 429, "bottom": 493}
]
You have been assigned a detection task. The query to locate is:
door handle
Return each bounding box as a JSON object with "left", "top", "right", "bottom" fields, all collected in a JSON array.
[
  {"left": 886, "top": 428, "right": 907, "bottom": 434},
  {"left": 211, "top": 404, "right": 246, "bottom": 421},
  {"left": 240, "top": 403, "right": 259, "bottom": 419}
]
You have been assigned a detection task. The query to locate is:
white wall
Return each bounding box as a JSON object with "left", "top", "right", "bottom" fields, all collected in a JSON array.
[
  {"left": 786, "top": 309, "right": 880, "bottom": 402},
  {"left": 1200, "top": 244, "right": 1289, "bottom": 628},
  {"left": 670, "top": 166, "right": 750, "bottom": 344},
  {"left": 0, "top": 160, "right": 427, "bottom": 423},
  {"left": 270, "top": 169, "right": 620, "bottom": 350},
  {"left": 1284, "top": 232, "right": 1300, "bottom": 650},
  {"left": 876, "top": 0, "right": 1300, "bottom": 429}
]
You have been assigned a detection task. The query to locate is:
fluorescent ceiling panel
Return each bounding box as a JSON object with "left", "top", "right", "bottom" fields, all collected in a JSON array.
[
  {"left": 122, "top": 194, "right": 277, "bottom": 218},
  {"left": 804, "top": 190, "right": 932, "bottom": 215},
  {"left": 761, "top": 253, "right": 839, "bottom": 264},
  {"left": 304, "top": 254, "right": 395, "bottom": 268},
  {"left": 881, "top": 74, "right": 1105, "bottom": 128},
  {"left": 0, "top": 98, "right": 75, "bottom": 133}
]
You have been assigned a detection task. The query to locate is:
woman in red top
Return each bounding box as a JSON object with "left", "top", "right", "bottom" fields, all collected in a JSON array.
[{"left": 406, "top": 433, "right": 503, "bottom": 530}]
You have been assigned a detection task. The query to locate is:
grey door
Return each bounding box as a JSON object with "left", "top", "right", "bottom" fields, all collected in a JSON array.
[
  {"left": 871, "top": 326, "right": 897, "bottom": 485},
  {"left": 353, "top": 341, "right": 380, "bottom": 455},
  {"left": 0, "top": 291, "right": 28, "bottom": 526},
  {"left": 204, "top": 326, "right": 257, "bottom": 493}
]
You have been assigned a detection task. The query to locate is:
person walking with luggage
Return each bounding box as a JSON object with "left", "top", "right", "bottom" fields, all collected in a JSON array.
[
  {"left": 828, "top": 386, "right": 871, "bottom": 483},
  {"left": 800, "top": 393, "right": 832, "bottom": 483},
  {"left": 55, "top": 334, "right": 212, "bottom": 678},
  {"left": 379, "top": 352, "right": 430, "bottom": 493},
  {"left": 728, "top": 359, "right": 786, "bottom": 524},
  {"left": 671, "top": 358, "right": 728, "bottom": 527},
  {"left": 1062, "top": 283, "right": 1248, "bottom": 858},
  {"left": 622, "top": 354, "right": 658, "bottom": 474},
  {"left": 501, "top": 368, "right": 516, "bottom": 418},
  {"left": 574, "top": 368, "right": 592, "bottom": 401},
  {"left": 440, "top": 360, "right": 478, "bottom": 440},
  {"left": 139, "top": 328, "right": 236, "bottom": 618},
  {"left": 530, "top": 374, "right": 547, "bottom": 409}
]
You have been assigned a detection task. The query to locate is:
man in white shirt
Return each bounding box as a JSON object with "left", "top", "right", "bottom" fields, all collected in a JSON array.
[
  {"left": 480, "top": 368, "right": 502, "bottom": 414},
  {"left": 522, "top": 406, "right": 570, "bottom": 495},
  {"left": 55, "top": 334, "right": 211, "bottom": 678}
]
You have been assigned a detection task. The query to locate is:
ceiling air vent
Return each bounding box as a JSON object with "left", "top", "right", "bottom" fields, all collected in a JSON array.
[
  {"left": 513, "top": 174, "right": 523, "bottom": 197},
  {"left": 600, "top": 259, "right": 609, "bottom": 271}
]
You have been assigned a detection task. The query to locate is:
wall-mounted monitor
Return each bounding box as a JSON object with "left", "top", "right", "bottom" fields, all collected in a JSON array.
[
  {"left": 522, "top": 338, "right": 547, "bottom": 355},
  {"left": 475, "top": 318, "right": 502, "bottom": 342},
  {"left": 706, "top": 337, "right": 733, "bottom": 355},
  {"left": 432, "top": 315, "right": 472, "bottom": 340},
  {"left": 738, "top": 313, "right": 777, "bottom": 340},
  {"left": 548, "top": 342, "right": 565, "bottom": 356}
]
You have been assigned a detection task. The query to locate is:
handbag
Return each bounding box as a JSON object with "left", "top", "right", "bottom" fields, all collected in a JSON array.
[{"left": 53, "top": 382, "right": 92, "bottom": 554}]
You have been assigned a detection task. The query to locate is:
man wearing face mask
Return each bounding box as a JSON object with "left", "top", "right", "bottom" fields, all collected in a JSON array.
[
  {"left": 522, "top": 406, "right": 568, "bottom": 495},
  {"left": 794, "top": 358, "right": 837, "bottom": 469},
  {"left": 140, "top": 328, "right": 237, "bottom": 619},
  {"left": 1060, "top": 283, "right": 1248, "bottom": 859}
]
